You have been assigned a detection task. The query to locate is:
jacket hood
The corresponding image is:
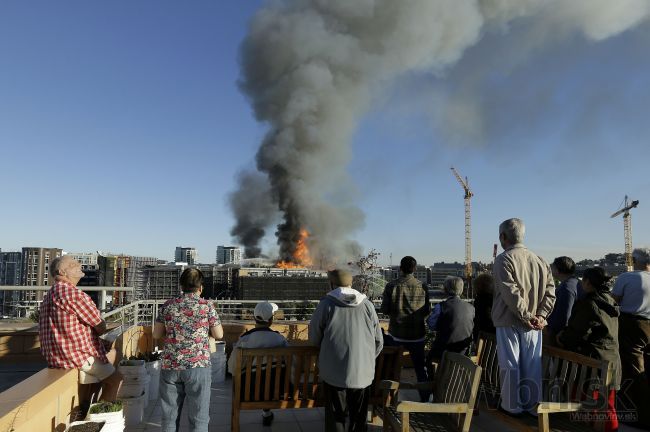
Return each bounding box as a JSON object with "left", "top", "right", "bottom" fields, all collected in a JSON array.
[
  {"left": 327, "top": 286, "right": 366, "bottom": 306},
  {"left": 591, "top": 291, "right": 620, "bottom": 318}
]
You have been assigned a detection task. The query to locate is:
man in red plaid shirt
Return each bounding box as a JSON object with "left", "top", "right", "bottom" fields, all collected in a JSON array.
[{"left": 39, "top": 256, "right": 122, "bottom": 401}]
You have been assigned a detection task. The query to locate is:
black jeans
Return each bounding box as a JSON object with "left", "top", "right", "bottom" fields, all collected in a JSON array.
[
  {"left": 323, "top": 382, "right": 370, "bottom": 432},
  {"left": 383, "top": 333, "right": 429, "bottom": 401}
]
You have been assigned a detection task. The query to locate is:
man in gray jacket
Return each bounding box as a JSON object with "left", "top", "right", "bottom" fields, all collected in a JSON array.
[
  {"left": 309, "top": 269, "right": 383, "bottom": 432},
  {"left": 493, "top": 218, "right": 555, "bottom": 417}
]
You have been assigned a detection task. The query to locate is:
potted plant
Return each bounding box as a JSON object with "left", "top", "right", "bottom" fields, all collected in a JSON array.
[
  {"left": 67, "top": 421, "right": 105, "bottom": 432},
  {"left": 86, "top": 400, "right": 124, "bottom": 432}
]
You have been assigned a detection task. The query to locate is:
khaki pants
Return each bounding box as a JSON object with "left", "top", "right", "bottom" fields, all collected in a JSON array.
[{"left": 619, "top": 313, "right": 650, "bottom": 426}]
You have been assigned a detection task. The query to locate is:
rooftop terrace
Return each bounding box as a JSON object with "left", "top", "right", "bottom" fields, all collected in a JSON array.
[{"left": 0, "top": 297, "right": 647, "bottom": 432}]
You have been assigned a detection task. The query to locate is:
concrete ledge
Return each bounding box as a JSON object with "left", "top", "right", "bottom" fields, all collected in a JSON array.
[{"left": 0, "top": 368, "right": 77, "bottom": 432}]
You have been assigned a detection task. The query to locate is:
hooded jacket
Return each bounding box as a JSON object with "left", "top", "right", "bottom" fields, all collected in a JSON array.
[
  {"left": 309, "top": 286, "right": 383, "bottom": 389},
  {"left": 558, "top": 290, "right": 621, "bottom": 389}
]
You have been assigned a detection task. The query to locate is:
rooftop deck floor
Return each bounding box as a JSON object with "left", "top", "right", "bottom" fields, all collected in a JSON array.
[
  {"left": 126, "top": 371, "right": 650, "bottom": 432},
  {"left": 125, "top": 369, "right": 521, "bottom": 432}
]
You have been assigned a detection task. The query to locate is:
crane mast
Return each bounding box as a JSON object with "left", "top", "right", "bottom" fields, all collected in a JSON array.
[
  {"left": 450, "top": 167, "right": 474, "bottom": 297},
  {"left": 611, "top": 196, "right": 639, "bottom": 271}
]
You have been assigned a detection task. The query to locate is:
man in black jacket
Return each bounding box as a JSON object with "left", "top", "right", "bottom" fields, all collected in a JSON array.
[{"left": 381, "top": 256, "right": 430, "bottom": 401}]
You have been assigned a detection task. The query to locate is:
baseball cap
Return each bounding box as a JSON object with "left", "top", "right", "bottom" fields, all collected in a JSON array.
[{"left": 254, "top": 302, "right": 279, "bottom": 321}]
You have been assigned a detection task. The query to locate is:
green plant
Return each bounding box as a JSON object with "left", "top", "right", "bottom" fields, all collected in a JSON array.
[
  {"left": 28, "top": 309, "right": 40, "bottom": 323},
  {"left": 88, "top": 401, "right": 123, "bottom": 414}
]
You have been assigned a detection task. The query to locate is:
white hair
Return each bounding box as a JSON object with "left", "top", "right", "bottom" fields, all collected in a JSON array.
[
  {"left": 633, "top": 248, "right": 650, "bottom": 266},
  {"left": 444, "top": 276, "right": 464, "bottom": 296},
  {"left": 499, "top": 218, "right": 525, "bottom": 244},
  {"left": 49, "top": 255, "right": 73, "bottom": 278}
]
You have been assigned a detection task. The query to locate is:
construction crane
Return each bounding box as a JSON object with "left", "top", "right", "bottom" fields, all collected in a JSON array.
[
  {"left": 450, "top": 167, "right": 474, "bottom": 297},
  {"left": 610, "top": 196, "right": 639, "bottom": 271}
]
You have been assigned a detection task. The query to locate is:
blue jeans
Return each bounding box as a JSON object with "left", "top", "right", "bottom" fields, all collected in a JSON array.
[{"left": 160, "top": 367, "right": 211, "bottom": 432}]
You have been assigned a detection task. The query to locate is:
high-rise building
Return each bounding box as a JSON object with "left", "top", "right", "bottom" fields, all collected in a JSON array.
[
  {"left": 65, "top": 252, "right": 98, "bottom": 266},
  {"left": 138, "top": 263, "right": 186, "bottom": 300},
  {"left": 216, "top": 246, "right": 242, "bottom": 265},
  {"left": 0, "top": 251, "right": 22, "bottom": 285},
  {"left": 196, "top": 264, "right": 236, "bottom": 298},
  {"left": 175, "top": 247, "right": 197, "bottom": 265},
  {"left": 0, "top": 251, "right": 22, "bottom": 316},
  {"left": 235, "top": 267, "right": 330, "bottom": 300},
  {"left": 19, "top": 247, "right": 63, "bottom": 316}
]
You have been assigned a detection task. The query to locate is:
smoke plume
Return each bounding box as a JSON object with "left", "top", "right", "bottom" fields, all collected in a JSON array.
[{"left": 230, "top": 0, "right": 650, "bottom": 263}]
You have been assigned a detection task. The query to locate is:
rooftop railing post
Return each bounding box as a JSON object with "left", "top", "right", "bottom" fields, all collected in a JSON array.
[{"left": 99, "top": 289, "right": 107, "bottom": 312}]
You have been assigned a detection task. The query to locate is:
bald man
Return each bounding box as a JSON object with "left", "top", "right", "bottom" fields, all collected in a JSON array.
[{"left": 39, "top": 256, "right": 122, "bottom": 404}]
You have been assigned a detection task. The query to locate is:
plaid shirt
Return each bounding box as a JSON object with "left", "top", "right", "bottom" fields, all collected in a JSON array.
[
  {"left": 39, "top": 281, "right": 107, "bottom": 369},
  {"left": 381, "top": 274, "right": 431, "bottom": 342}
]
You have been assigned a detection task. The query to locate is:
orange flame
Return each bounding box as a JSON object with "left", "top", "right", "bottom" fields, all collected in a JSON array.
[{"left": 276, "top": 228, "right": 313, "bottom": 269}]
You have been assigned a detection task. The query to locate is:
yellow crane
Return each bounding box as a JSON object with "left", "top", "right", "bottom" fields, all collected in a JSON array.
[
  {"left": 610, "top": 196, "right": 639, "bottom": 271},
  {"left": 450, "top": 167, "right": 474, "bottom": 297}
]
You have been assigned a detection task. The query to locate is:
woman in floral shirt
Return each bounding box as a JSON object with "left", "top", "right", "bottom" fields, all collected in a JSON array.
[{"left": 153, "top": 268, "right": 223, "bottom": 432}]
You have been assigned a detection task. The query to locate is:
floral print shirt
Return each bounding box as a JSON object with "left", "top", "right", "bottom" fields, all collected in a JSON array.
[{"left": 156, "top": 293, "right": 220, "bottom": 370}]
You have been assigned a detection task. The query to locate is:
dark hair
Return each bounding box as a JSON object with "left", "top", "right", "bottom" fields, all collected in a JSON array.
[
  {"left": 552, "top": 256, "right": 576, "bottom": 275},
  {"left": 474, "top": 273, "right": 494, "bottom": 295},
  {"left": 180, "top": 268, "right": 203, "bottom": 293},
  {"left": 582, "top": 267, "right": 611, "bottom": 292},
  {"left": 400, "top": 256, "right": 417, "bottom": 274}
]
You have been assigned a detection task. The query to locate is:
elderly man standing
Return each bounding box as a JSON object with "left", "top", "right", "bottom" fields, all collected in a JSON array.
[
  {"left": 493, "top": 218, "right": 555, "bottom": 416},
  {"left": 309, "top": 269, "right": 383, "bottom": 432},
  {"left": 612, "top": 247, "right": 650, "bottom": 428},
  {"left": 39, "top": 256, "right": 122, "bottom": 405}
]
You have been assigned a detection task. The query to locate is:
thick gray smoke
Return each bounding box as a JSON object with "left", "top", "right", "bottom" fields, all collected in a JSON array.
[{"left": 230, "top": 0, "right": 650, "bottom": 263}]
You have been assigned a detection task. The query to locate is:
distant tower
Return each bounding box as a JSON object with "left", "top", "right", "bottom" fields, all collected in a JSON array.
[
  {"left": 19, "top": 247, "right": 63, "bottom": 316},
  {"left": 175, "top": 247, "right": 197, "bottom": 265},
  {"left": 216, "top": 246, "right": 242, "bottom": 265}
]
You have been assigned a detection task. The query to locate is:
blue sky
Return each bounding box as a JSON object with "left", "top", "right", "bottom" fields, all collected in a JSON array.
[{"left": 1, "top": 1, "right": 648, "bottom": 265}]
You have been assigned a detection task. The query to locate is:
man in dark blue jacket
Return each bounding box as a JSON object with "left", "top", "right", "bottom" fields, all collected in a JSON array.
[{"left": 545, "top": 256, "right": 580, "bottom": 345}]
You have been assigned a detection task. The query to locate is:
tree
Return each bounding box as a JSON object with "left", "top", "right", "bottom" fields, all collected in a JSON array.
[{"left": 350, "top": 249, "right": 386, "bottom": 297}]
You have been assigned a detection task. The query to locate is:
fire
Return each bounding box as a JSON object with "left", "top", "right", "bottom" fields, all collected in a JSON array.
[{"left": 276, "top": 228, "right": 313, "bottom": 269}]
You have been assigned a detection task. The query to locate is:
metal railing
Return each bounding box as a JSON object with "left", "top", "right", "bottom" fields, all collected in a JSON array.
[{"left": 99, "top": 298, "right": 450, "bottom": 329}]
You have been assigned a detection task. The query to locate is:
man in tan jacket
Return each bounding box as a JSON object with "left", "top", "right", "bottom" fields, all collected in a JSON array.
[{"left": 493, "top": 218, "right": 555, "bottom": 417}]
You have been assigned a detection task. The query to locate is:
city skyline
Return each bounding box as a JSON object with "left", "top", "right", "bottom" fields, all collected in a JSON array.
[{"left": 1, "top": 2, "right": 648, "bottom": 265}]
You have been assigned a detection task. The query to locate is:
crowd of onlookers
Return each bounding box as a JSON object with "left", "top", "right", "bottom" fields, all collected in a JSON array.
[{"left": 36, "top": 217, "right": 650, "bottom": 432}]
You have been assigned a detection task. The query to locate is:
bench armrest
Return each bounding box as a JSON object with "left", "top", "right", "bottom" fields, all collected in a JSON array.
[
  {"left": 380, "top": 380, "right": 434, "bottom": 391},
  {"left": 537, "top": 402, "right": 586, "bottom": 414},
  {"left": 396, "top": 401, "right": 468, "bottom": 413}
]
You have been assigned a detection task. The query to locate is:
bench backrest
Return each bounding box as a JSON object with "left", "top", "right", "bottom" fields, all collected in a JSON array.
[
  {"left": 542, "top": 344, "right": 612, "bottom": 404},
  {"left": 433, "top": 351, "right": 482, "bottom": 429},
  {"left": 476, "top": 332, "right": 613, "bottom": 404},
  {"left": 370, "top": 346, "right": 403, "bottom": 404},
  {"left": 233, "top": 345, "right": 321, "bottom": 407},
  {"left": 475, "top": 332, "right": 500, "bottom": 398}
]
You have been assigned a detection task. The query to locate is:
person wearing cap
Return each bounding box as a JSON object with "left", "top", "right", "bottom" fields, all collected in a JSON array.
[
  {"left": 228, "top": 301, "right": 288, "bottom": 426},
  {"left": 309, "top": 269, "right": 383, "bottom": 432}
]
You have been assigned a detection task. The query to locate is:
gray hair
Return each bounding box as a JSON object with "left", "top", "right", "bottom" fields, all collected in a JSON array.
[
  {"left": 499, "top": 218, "right": 526, "bottom": 244},
  {"left": 633, "top": 248, "right": 650, "bottom": 266},
  {"left": 49, "top": 256, "right": 72, "bottom": 278},
  {"left": 443, "top": 276, "right": 464, "bottom": 296}
]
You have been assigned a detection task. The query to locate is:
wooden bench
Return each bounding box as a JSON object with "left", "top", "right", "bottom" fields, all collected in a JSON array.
[
  {"left": 475, "top": 332, "right": 614, "bottom": 432},
  {"left": 230, "top": 345, "right": 404, "bottom": 432},
  {"left": 380, "top": 351, "right": 482, "bottom": 432}
]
